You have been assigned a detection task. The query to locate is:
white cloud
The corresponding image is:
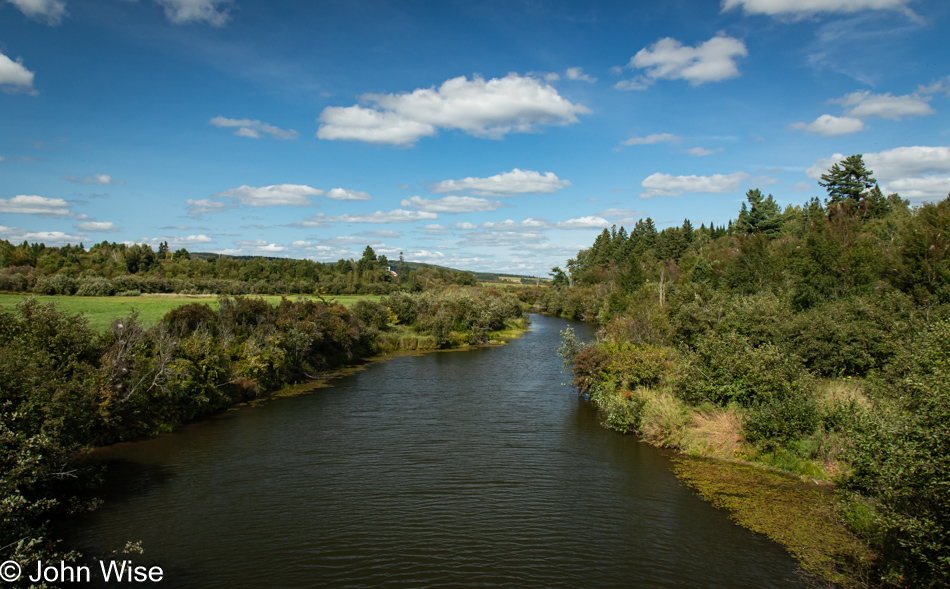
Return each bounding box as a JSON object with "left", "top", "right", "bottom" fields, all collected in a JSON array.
[
  {"left": 918, "top": 76, "right": 950, "bottom": 98},
  {"left": 683, "top": 147, "right": 724, "bottom": 156},
  {"left": 556, "top": 216, "right": 611, "bottom": 229},
  {"left": 807, "top": 147, "right": 950, "bottom": 201},
  {"left": 0, "top": 194, "right": 71, "bottom": 216},
  {"left": 565, "top": 67, "right": 597, "bottom": 83},
  {"left": 76, "top": 221, "right": 119, "bottom": 232},
  {"left": 865, "top": 146, "right": 950, "bottom": 180},
  {"left": 621, "top": 133, "right": 680, "bottom": 146},
  {"left": 0, "top": 226, "right": 85, "bottom": 244},
  {"left": 62, "top": 173, "right": 125, "bottom": 185},
  {"left": 418, "top": 224, "right": 450, "bottom": 235},
  {"left": 233, "top": 239, "right": 286, "bottom": 253},
  {"left": 154, "top": 0, "right": 232, "bottom": 26},
  {"left": 186, "top": 198, "right": 233, "bottom": 216},
  {"left": 721, "top": 0, "right": 915, "bottom": 18},
  {"left": 618, "top": 34, "right": 748, "bottom": 89},
  {"left": 141, "top": 234, "right": 213, "bottom": 248},
  {"left": 326, "top": 188, "right": 372, "bottom": 201},
  {"left": 6, "top": 0, "right": 67, "bottom": 25},
  {"left": 325, "top": 209, "right": 439, "bottom": 224},
  {"left": 430, "top": 168, "right": 570, "bottom": 196},
  {"left": 640, "top": 172, "right": 750, "bottom": 198},
  {"left": 358, "top": 230, "right": 402, "bottom": 239},
  {"left": 317, "top": 107, "right": 436, "bottom": 146},
  {"left": 209, "top": 116, "right": 299, "bottom": 140},
  {"left": 401, "top": 195, "right": 502, "bottom": 213},
  {"left": 884, "top": 177, "right": 950, "bottom": 201},
  {"left": 455, "top": 218, "right": 552, "bottom": 232},
  {"left": 832, "top": 90, "right": 934, "bottom": 120},
  {"left": 213, "top": 184, "right": 322, "bottom": 207},
  {"left": 0, "top": 51, "right": 37, "bottom": 95},
  {"left": 317, "top": 73, "right": 590, "bottom": 146},
  {"left": 790, "top": 114, "right": 867, "bottom": 136}
]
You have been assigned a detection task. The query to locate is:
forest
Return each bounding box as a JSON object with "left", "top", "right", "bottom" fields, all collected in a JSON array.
[{"left": 543, "top": 155, "right": 949, "bottom": 588}]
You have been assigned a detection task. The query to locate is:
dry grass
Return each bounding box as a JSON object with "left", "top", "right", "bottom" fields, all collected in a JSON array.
[
  {"left": 683, "top": 406, "right": 745, "bottom": 460},
  {"left": 637, "top": 390, "right": 691, "bottom": 448},
  {"left": 816, "top": 379, "right": 870, "bottom": 410}
]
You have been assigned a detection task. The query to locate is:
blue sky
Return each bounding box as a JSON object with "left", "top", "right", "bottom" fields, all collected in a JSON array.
[{"left": 2, "top": 0, "right": 949, "bottom": 275}]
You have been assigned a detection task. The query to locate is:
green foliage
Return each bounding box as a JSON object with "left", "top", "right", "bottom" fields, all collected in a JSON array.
[
  {"left": 845, "top": 321, "right": 950, "bottom": 587},
  {"left": 735, "top": 189, "right": 782, "bottom": 235}
]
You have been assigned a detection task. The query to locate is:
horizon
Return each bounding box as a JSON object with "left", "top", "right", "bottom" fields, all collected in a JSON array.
[{"left": 2, "top": 0, "right": 949, "bottom": 276}]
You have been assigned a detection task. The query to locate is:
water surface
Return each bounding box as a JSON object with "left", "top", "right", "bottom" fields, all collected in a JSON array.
[{"left": 67, "top": 314, "right": 803, "bottom": 588}]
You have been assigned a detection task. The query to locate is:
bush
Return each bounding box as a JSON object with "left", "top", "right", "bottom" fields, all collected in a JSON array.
[
  {"left": 674, "top": 331, "right": 812, "bottom": 407},
  {"left": 76, "top": 276, "right": 116, "bottom": 296},
  {"left": 845, "top": 321, "right": 950, "bottom": 587}
]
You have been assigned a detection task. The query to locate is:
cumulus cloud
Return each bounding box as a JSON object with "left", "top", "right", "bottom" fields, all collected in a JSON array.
[
  {"left": 62, "top": 173, "right": 125, "bottom": 186},
  {"left": 324, "top": 209, "right": 439, "bottom": 224},
  {"left": 76, "top": 221, "right": 120, "bottom": 232},
  {"left": 565, "top": 67, "right": 597, "bottom": 83},
  {"left": 212, "top": 184, "right": 322, "bottom": 207},
  {"left": 457, "top": 221, "right": 550, "bottom": 247},
  {"left": 617, "top": 34, "right": 748, "bottom": 90},
  {"left": 721, "top": 0, "right": 915, "bottom": 18},
  {"left": 621, "top": 133, "right": 680, "bottom": 146},
  {"left": 0, "top": 194, "right": 72, "bottom": 216},
  {"left": 831, "top": 90, "right": 934, "bottom": 121},
  {"left": 209, "top": 116, "right": 299, "bottom": 140},
  {"left": 326, "top": 188, "right": 372, "bottom": 201},
  {"left": 556, "top": 216, "right": 611, "bottom": 229},
  {"left": 0, "top": 51, "right": 37, "bottom": 95},
  {"left": 6, "top": 0, "right": 67, "bottom": 25},
  {"left": 430, "top": 168, "right": 570, "bottom": 196},
  {"left": 807, "top": 147, "right": 950, "bottom": 201},
  {"left": 231, "top": 239, "right": 286, "bottom": 253},
  {"left": 186, "top": 198, "right": 233, "bottom": 216},
  {"left": 790, "top": 114, "right": 867, "bottom": 136},
  {"left": 0, "top": 226, "right": 85, "bottom": 244},
  {"left": 154, "top": 0, "right": 232, "bottom": 26},
  {"left": 401, "top": 195, "right": 502, "bottom": 213},
  {"left": 640, "top": 172, "right": 750, "bottom": 198},
  {"left": 317, "top": 73, "right": 590, "bottom": 146}
]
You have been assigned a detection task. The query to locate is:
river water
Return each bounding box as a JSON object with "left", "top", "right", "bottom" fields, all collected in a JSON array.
[{"left": 65, "top": 314, "right": 803, "bottom": 588}]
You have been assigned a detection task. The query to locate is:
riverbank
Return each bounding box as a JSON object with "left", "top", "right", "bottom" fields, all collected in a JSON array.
[
  {"left": 61, "top": 313, "right": 807, "bottom": 588},
  {"left": 1, "top": 288, "right": 529, "bottom": 575}
]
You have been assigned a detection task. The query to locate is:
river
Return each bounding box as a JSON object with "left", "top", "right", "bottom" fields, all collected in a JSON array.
[{"left": 64, "top": 314, "right": 803, "bottom": 588}]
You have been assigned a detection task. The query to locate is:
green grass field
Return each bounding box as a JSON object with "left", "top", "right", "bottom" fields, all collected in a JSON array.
[{"left": 0, "top": 293, "right": 381, "bottom": 332}]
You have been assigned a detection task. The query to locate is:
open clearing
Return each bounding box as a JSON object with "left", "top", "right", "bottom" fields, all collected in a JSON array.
[{"left": 0, "top": 293, "right": 381, "bottom": 331}]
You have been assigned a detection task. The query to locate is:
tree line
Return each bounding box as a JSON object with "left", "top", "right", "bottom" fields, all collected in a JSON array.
[
  {"left": 0, "top": 243, "right": 478, "bottom": 296},
  {"left": 541, "top": 155, "right": 949, "bottom": 588}
]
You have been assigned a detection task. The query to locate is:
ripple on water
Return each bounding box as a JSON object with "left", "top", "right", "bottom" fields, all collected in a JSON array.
[{"left": 66, "top": 315, "right": 803, "bottom": 588}]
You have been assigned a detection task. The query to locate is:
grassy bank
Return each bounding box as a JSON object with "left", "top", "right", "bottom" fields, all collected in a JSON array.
[{"left": 0, "top": 293, "right": 381, "bottom": 331}]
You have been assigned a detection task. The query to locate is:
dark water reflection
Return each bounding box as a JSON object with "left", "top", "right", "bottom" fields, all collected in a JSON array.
[{"left": 65, "top": 315, "right": 803, "bottom": 588}]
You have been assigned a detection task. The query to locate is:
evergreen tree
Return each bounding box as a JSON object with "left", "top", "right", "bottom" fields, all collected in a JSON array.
[
  {"left": 819, "top": 154, "right": 877, "bottom": 212},
  {"left": 736, "top": 189, "right": 782, "bottom": 235}
]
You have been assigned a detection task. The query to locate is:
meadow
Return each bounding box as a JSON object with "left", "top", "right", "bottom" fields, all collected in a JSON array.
[{"left": 0, "top": 293, "right": 380, "bottom": 331}]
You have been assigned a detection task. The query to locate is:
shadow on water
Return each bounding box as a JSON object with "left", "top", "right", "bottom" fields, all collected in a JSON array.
[{"left": 62, "top": 314, "right": 804, "bottom": 588}]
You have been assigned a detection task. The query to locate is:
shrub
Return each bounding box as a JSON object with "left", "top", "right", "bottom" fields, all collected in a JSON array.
[{"left": 76, "top": 276, "right": 116, "bottom": 296}]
